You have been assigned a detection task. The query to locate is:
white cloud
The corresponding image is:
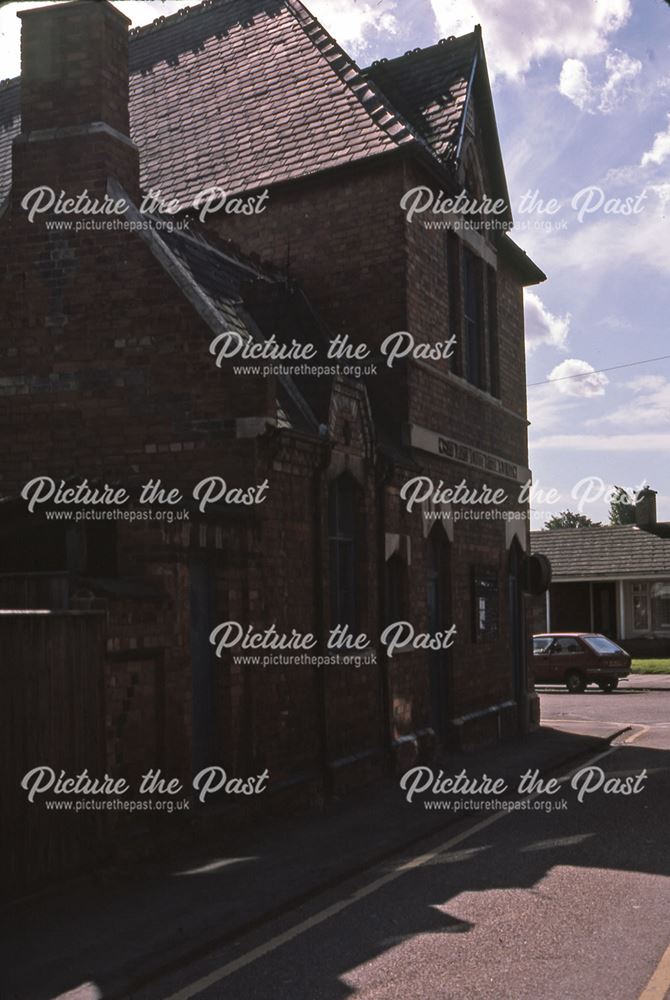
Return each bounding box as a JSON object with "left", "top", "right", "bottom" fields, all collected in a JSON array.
[
  {"left": 559, "top": 59, "right": 595, "bottom": 111},
  {"left": 531, "top": 373, "right": 670, "bottom": 450},
  {"left": 524, "top": 292, "right": 571, "bottom": 354},
  {"left": 652, "top": 179, "right": 670, "bottom": 200},
  {"left": 518, "top": 184, "right": 670, "bottom": 279},
  {"left": 595, "top": 314, "right": 635, "bottom": 332},
  {"left": 430, "top": 0, "right": 632, "bottom": 81},
  {"left": 601, "top": 163, "right": 641, "bottom": 186},
  {"left": 532, "top": 433, "right": 670, "bottom": 451},
  {"left": 628, "top": 374, "right": 667, "bottom": 392},
  {"left": 588, "top": 375, "right": 670, "bottom": 427},
  {"left": 548, "top": 359, "right": 609, "bottom": 397},
  {"left": 641, "top": 113, "right": 670, "bottom": 167},
  {"left": 527, "top": 383, "right": 578, "bottom": 435},
  {"left": 599, "top": 49, "right": 641, "bottom": 112},
  {"left": 306, "top": 0, "right": 398, "bottom": 55},
  {"left": 605, "top": 123, "right": 670, "bottom": 187},
  {"left": 558, "top": 49, "right": 641, "bottom": 113}
]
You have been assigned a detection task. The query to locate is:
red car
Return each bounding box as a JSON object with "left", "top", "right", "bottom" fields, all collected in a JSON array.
[{"left": 532, "top": 632, "right": 631, "bottom": 693}]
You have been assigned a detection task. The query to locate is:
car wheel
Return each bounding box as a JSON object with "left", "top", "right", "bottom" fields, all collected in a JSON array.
[
  {"left": 598, "top": 679, "right": 618, "bottom": 693},
  {"left": 566, "top": 670, "right": 586, "bottom": 694}
]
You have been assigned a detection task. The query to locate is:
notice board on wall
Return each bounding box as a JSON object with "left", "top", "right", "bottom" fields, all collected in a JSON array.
[{"left": 473, "top": 568, "right": 500, "bottom": 642}]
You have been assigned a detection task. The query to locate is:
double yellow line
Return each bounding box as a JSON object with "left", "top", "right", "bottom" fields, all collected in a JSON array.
[{"left": 639, "top": 942, "right": 670, "bottom": 1000}]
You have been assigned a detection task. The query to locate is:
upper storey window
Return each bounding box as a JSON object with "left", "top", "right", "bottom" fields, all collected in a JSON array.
[
  {"left": 463, "top": 247, "right": 483, "bottom": 388},
  {"left": 448, "top": 239, "right": 500, "bottom": 398}
]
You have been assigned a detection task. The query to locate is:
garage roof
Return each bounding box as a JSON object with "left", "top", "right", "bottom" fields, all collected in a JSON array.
[{"left": 531, "top": 525, "right": 670, "bottom": 580}]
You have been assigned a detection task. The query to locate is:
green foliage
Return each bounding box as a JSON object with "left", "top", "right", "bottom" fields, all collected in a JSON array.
[
  {"left": 631, "top": 660, "right": 670, "bottom": 674},
  {"left": 545, "top": 510, "right": 600, "bottom": 529},
  {"left": 609, "top": 486, "right": 636, "bottom": 525}
]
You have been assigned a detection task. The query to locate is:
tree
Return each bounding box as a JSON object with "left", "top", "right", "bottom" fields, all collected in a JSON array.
[
  {"left": 545, "top": 510, "right": 600, "bottom": 530},
  {"left": 609, "top": 486, "right": 636, "bottom": 525}
]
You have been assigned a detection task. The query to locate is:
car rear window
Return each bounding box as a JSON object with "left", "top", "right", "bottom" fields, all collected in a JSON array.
[
  {"left": 533, "top": 637, "right": 553, "bottom": 653},
  {"left": 582, "top": 636, "right": 625, "bottom": 655}
]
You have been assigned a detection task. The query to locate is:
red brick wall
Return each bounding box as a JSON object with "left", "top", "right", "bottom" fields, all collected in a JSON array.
[
  {"left": 215, "top": 153, "right": 535, "bottom": 743},
  {"left": 213, "top": 156, "right": 409, "bottom": 346},
  {"left": 0, "top": 204, "right": 274, "bottom": 499},
  {"left": 2, "top": 0, "right": 538, "bottom": 827}
]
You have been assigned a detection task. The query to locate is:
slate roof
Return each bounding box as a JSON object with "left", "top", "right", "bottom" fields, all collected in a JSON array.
[
  {"left": 367, "top": 31, "right": 514, "bottom": 228},
  {"left": 156, "top": 221, "right": 322, "bottom": 431},
  {"left": 0, "top": 0, "right": 479, "bottom": 206},
  {"left": 146, "top": 211, "right": 358, "bottom": 431},
  {"left": 130, "top": 0, "right": 428, "bottom": 202},
  {"left": 0, "top": 0, "right": 425, "bottom": 205},
  {"left": 163, "top": 224, "right": 278, "bottom": 334},
  {"left": 531, "top": 526, "right": 670, "bottom": 581},
  {"left": 366, "top": 34, "right": 478, "bottom": 163}
]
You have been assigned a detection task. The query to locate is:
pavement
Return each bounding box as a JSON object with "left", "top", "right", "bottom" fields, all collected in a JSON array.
[
  {"left": 0, "top": 704, "right": 636, "bottom": 1000},
  {"left": 622, "top": 672, "right": 670, "bottom": 691},
  {"left": 535, "top": 673, "right": 670, "bottom": 696},
  {"left": 130, "top": 698, "right": 669, "bottom": 1000}
]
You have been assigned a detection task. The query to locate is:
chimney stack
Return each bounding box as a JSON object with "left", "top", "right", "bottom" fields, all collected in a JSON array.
[
  {"left": 635, "top": 487, "right": 657, "bottom": 529},
  {"left": 12, "top": 0, "right": 139, "bottom": 205}
]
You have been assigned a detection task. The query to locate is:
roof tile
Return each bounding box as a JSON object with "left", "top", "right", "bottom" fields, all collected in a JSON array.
[
  {"left": 531, "top": 525, "right": 670, "bottom": 580},
  {"left": 0, "top": 1, "right": 475, "bottom": 206},
  {"left": 366, "top": 34, "right": 478, "bottom": 162}
]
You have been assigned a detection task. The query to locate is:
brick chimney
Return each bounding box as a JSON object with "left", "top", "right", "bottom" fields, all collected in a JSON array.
[
  {"left": 12, "top": 0, "right": 139, "bottom": 208},
  {"left": 635, "top": 487, "right": 657, "bottom": 528}
]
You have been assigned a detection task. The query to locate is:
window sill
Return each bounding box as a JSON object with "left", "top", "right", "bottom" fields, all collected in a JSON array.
[{"left": 412, "top": 359, "right": 518, "bottom": 416}]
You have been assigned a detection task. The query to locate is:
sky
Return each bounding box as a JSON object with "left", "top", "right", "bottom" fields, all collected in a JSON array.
[{"left": 1, "top": 0, "right": 669, "bottom": 529}]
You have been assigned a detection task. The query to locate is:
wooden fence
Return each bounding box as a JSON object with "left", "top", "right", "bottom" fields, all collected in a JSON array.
[{"left": 0, "top": 610, "right": 106, "bottom": 895}]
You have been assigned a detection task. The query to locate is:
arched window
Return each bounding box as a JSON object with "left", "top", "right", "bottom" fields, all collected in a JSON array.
[
  {"left": 328, "top": 474, "right": 359, "bottom": 631},
  {"left": 385, "top": 551, "right": 408, "bottom": 626}
]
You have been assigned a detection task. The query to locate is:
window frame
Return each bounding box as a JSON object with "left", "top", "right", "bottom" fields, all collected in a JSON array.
[
  {"left": 632, "top": 582, "right": 651, "bottom": 633},
  {"left": 328, "top": 474, "right": 360, "bottom": 633},
  {"left": 463, "top": 247, "right": 484, "bottom": 388},
  {"left": 651, "top": 582, "right": 670, "bottom": 631},
  {"left": 447, "top": 230, "right": 464, "bottom": 378},
  {"left": 486, "top": 264, "right": 500, "bottom": 398}
]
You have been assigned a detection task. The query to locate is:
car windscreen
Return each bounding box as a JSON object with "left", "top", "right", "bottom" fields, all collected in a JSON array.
[
  {"left": 533, "top": 637, "right": 553, "bottom": 653},
  {"left": 582, "top": 636, "right": 625, "bottom": 655}
]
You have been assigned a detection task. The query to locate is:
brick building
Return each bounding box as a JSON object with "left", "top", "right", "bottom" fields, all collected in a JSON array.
[
  {"left": 531, "top": 490, "right": 670, "bottom": 659},
  {"left": 0, "top": 0, "right": 545, "bottom": 873}
]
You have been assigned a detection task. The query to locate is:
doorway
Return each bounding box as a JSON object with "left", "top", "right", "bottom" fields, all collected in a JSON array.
[
  {"left": 593, "top": 581, "right": 617, "bottom": 638},
  {"left": 508, "top": 541, "right": 525, "bottom": 704},
  {"left": 189, "top": 559, "right": 218, "bottom": 779},
  {"left": 426, "top": 527, "right": 451, "bottom": 745}
]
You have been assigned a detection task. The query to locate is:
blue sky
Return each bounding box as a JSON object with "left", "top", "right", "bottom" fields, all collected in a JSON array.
[{"left": 1, "top": 0, "right": 668, "bottom": 528}]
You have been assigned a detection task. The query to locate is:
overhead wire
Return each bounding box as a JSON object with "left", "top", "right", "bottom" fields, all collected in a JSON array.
[{"left": 527, "top": 354, "right": 670, "bottom": 388}]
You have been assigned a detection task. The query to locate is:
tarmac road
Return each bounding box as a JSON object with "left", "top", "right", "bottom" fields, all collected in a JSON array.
[
  {"left": 540, "top": 673, "right": 670, "bottom": 739},
  {"left": 130, "top": 680, "right": 670, "bottom": 1000}
]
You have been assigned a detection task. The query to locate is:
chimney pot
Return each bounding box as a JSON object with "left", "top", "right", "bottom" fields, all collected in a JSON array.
[
  {"left": 18, "top": 0, "right": 132, "bottom": 135},
  {"left": 635, "top": 488, "right": 657, "bottom": 528},
  {"left": 13, "top": 0, "right": 139, "bottom": 204}
]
